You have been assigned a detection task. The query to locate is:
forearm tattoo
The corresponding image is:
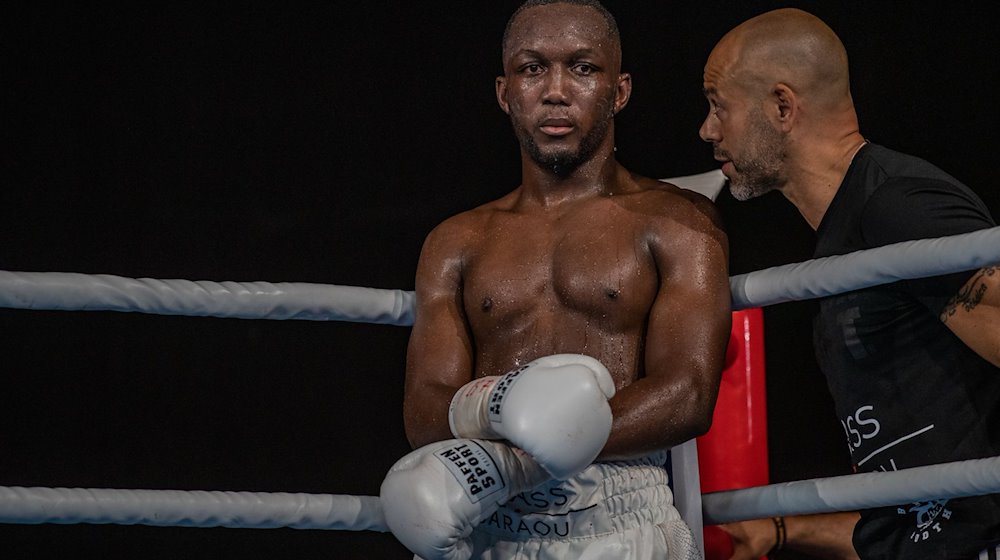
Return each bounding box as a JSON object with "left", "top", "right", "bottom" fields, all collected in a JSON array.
[{"left": 940, "top": 266, "right": 998, "bottom": 322}]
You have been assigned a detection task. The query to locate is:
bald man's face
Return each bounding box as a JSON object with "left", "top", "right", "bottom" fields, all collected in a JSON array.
[
  {"left": 699, "top": 43, "right": 785, "bottom": 200},
  {"left": 496, "top": 4, "right": 629, "bottom": 175}
]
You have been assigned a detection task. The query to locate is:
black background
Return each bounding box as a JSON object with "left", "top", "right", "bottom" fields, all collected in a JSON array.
[{"left": 2, "top": 2, "right": 997, "bottom": 558}]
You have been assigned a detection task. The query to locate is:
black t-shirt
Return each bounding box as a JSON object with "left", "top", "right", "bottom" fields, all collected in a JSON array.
[{"left": 813, "top": 143, "right": 1000, "bottom": 558}]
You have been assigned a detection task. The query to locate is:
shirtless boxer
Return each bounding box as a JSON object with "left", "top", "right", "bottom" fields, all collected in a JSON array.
[{"left": 380, "top": 1, "right": 731, "bottom": 558}]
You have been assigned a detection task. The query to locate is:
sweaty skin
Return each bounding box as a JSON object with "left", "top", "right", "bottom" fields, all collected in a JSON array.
[{"left": 404, "top": 3, "right": 731, "bottom": 461}]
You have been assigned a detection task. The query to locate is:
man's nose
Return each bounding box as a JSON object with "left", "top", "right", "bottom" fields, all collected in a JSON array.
[
  {"left": 699, "top": 112, "right": 719, "bottom": 142},
  {"left": 542, "top": 68, "right": 570, "bottom": 105}
]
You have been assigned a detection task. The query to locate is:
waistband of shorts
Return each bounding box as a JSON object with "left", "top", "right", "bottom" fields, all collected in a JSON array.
[{"left": 473, "top": 451, "right": 678, "bottom": 541}]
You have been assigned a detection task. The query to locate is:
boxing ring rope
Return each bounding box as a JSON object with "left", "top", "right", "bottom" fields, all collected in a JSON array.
[
  {"left": 701, "top": 455, "right": 1000, "bottom": 525},
  {"left": 1, "top": 225, "right": 999, "bottom": 530},
  {"left": 0, "top": 487, "right": 388, "bottom": 531},
  {"left": 0, "top": 271, "right": 414, "bottom": 325},
  {"left": 2, "top": 228, "right": 997, "bottom": 318},
  {"left": 729, "top": 225, "right": 1000, "bottom": 310}
]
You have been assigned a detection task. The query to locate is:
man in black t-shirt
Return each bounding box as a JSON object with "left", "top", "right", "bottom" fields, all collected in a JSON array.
[{"left": 698, "top": 7, "right": 1000, "bottom": 560}]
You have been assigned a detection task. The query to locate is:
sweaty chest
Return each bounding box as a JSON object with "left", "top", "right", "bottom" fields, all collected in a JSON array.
[{"left": 462, "top": 219, "right": 658, "bottom": 331}]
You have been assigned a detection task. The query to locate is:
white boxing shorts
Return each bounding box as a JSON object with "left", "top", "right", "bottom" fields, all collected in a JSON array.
[{"left": 442, "top": 451, "right": 699, "bottom": 559}]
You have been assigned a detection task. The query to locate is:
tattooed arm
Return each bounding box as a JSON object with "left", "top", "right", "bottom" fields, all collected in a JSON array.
[{"left": 940, "top": 266, "right": 1000, "bottom": 367}]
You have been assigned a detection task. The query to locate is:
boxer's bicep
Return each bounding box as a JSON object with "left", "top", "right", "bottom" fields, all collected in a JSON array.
[
  {"left": 403, "top": 227, "right": 476, "bottom": 449},
  {"left": 604, "top": 203, "right": 731, "bottom": 457},
  {"left": 644, "top": 218, "right": 731, "bottom": 431}
]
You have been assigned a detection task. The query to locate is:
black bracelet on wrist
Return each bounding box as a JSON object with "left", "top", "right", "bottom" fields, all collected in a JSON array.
[{"left": 767, "top": 515, "right": 786, "bottom": 559}]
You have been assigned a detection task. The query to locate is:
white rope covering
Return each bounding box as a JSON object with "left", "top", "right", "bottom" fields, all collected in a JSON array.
[
  {"left": 0, "top": 271, "right": 414, "bottom": 325},
  {"left": 4, "top": 455, "right": 998, "bottom": 530},
  {"left": 702, "top": 455, "right": 1000, "bottom": 525},
  {"left": 660, "top": 168, "right": 727, "bottom": 201},
  {"left": 731, "top": 226, "right": 1000, "bottom": 310},
  {"left": 0, "top": 486, "right": 388, "bottom": 531}
]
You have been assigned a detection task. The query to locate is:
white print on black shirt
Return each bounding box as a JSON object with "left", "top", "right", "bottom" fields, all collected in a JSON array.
[
  {"left": 838, "top": 408, "right": 952, "bottom": 547},
  {"left": 900, "top": 499, "right": 953, "bottom": 543},
  {"left": 840, "top": 404, "right": 881, "bottom": 454},
  {"left": 839, "top": 404, "right": 935, "bottom": 469}
]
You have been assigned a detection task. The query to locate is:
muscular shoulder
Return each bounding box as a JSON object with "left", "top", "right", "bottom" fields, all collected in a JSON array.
[
  {"left": 619, "top": 175, "right": 730, "bottom": 301},
  {"left": 419, "top": 194, "right": 514, "bottom": 265},
  {"left": 620, "top": 175, "right": 726, "bottom": 237}
]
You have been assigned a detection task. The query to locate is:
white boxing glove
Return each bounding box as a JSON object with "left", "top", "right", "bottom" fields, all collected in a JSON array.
[
  {"left": 380, "top": 438, "right": 550, "bottom": 560},
  {"left": 448, "top": 353, "right": 615, "bottom": 480}
]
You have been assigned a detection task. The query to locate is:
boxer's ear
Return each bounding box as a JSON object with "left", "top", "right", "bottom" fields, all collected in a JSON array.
[
  {"left": 496, "top": 76, "right": 510, "bottom": 114},
  {"left": 613, "top": 72, "right": 632, "bottom": 115}
]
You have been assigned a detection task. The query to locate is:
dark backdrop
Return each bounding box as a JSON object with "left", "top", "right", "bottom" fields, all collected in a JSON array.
[{"left": 2, "top": 2, "right": 997, "bottom": 558}]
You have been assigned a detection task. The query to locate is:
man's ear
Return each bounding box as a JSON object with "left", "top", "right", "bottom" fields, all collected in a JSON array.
[
  {"left": 773, "top": 83, "right": 796, "bottom": 131},
  {"left": 496, "top": 76, "right": 510, "bottom": 114},
  {"left": 613, "top": 72, "right": 632, "bottom": 115}
]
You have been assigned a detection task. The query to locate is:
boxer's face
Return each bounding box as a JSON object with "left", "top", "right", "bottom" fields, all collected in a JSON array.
[
  {"left": 496, "top": 4, "right": 629, "bottom": 175},
  {"left": 700, "top": 43, "right": 786, "bottom": 200}
]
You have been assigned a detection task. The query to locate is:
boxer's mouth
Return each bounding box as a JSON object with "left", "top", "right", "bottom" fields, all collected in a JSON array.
[{"left": 540, "top": 118, "right": 574, "bottom": 136}]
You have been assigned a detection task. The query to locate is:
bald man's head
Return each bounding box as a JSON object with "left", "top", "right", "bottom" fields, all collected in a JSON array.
[
  {"left": 700, "top": 8, "right": 867, "bottom": 214},
  {"left": 710, "top": 8, "right": 852, "bottom": 110}
]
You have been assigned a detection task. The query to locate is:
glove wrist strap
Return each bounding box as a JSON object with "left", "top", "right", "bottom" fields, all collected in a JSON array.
[{"left": 448, "top": 376, "right": 501, "bottom": 438}]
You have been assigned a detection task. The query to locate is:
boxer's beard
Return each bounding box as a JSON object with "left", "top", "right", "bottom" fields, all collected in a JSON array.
[
  {"left": 512, "top": 109, "right": 612, "bottom": 178},
  {"left": 723, "top": 106, "right": 785, "bottom": 201}
]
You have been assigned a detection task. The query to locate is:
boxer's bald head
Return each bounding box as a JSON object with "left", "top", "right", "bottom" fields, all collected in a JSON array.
[
  {"left": 706, "top": 8, "right": 852, "bottom": 111},
  {"left": 502, "top": 0, "right": 621, "bottom": 69}
]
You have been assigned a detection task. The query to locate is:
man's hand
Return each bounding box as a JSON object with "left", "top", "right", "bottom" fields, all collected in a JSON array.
[{"left": 715, "top": 518, "right": 775, "bottom": 559}]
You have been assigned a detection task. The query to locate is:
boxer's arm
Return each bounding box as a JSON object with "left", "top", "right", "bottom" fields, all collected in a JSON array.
[
  {"left": 940, "top": 265, "right": 1000, "bottom": 367},
  {"left": 404, "top": 220, "right": 476, "bottom": 449},
  {"left": 603, "top": 192, "right": 731, "bottom": 459}
]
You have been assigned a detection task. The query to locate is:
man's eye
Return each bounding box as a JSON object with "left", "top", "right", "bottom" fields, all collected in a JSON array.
[
  {"left": 574, "top": 64, "right": 594, "bottom": 75},
  {"left": 523, "top": 64, "right": 543, "bottom": 74}
]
